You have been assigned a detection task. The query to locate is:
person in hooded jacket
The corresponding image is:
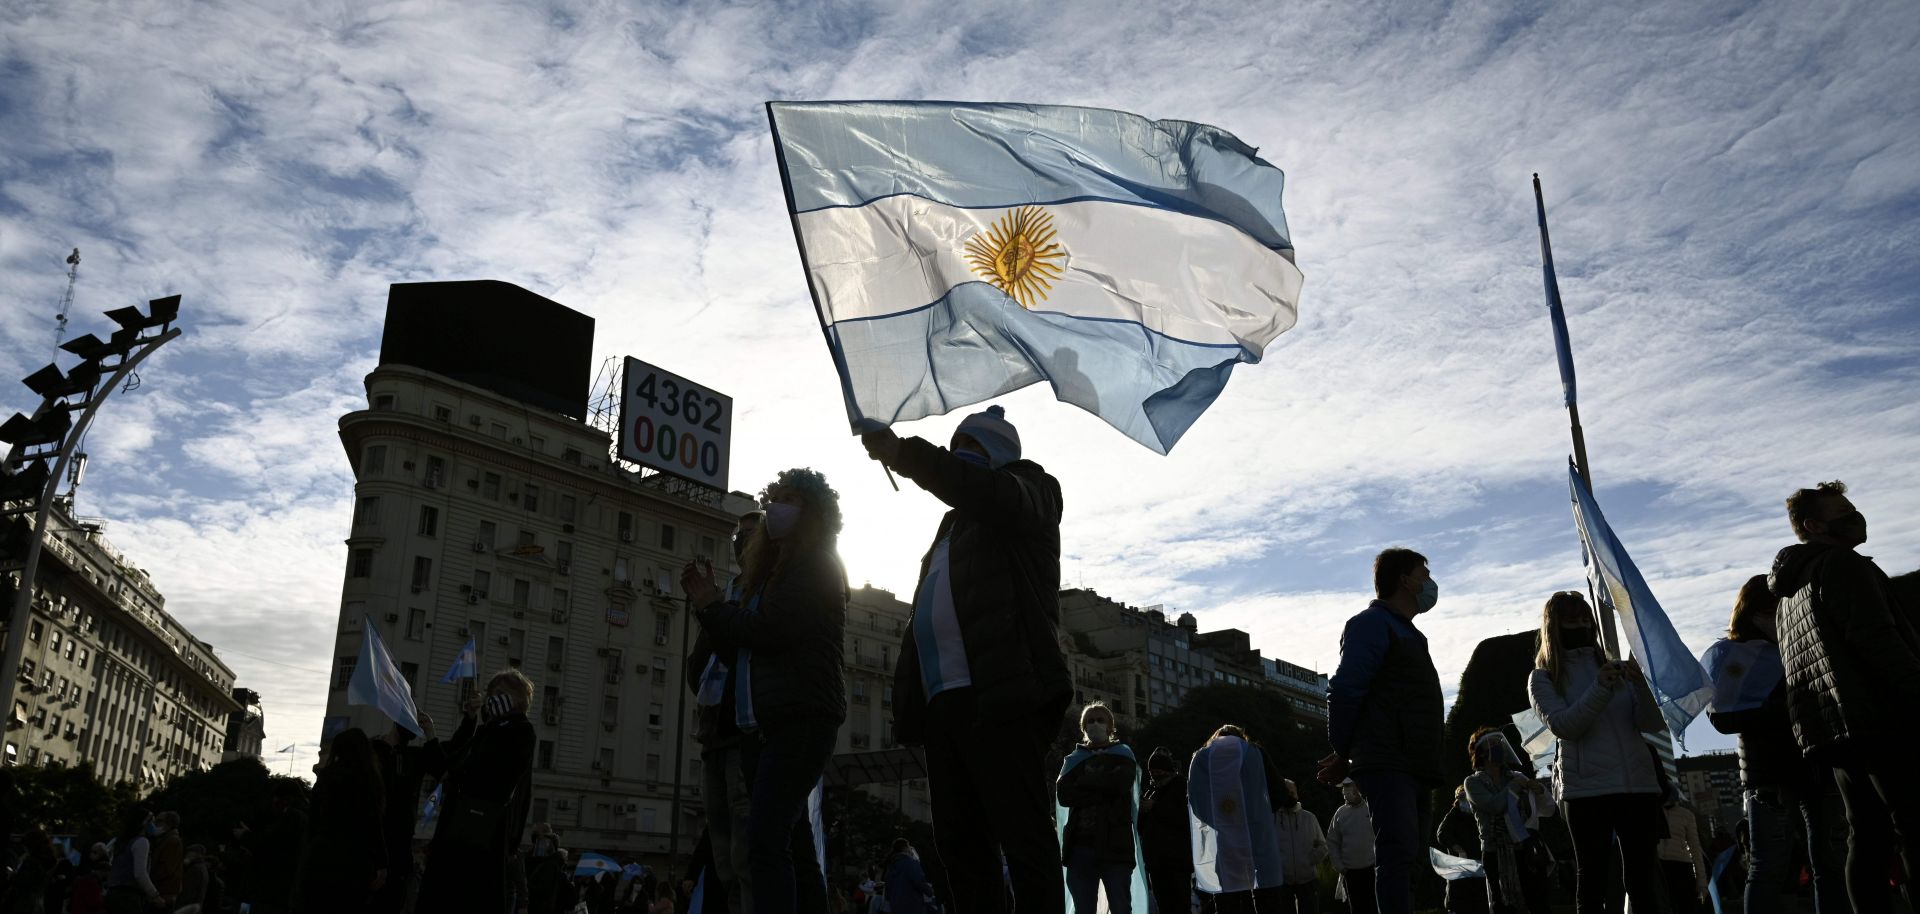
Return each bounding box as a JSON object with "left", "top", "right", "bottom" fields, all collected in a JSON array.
[
  {"left": 415, "top": 668, "right": 538, "bottom": 914},
  {"left": 1272, "top": 778, "right": 1329, "bottom": 914},
  {"left": 1707, "top": 573, "right": 1845, "bottom": 914},
  {"left": 1056, "top": 702, "right": 1141, "bottom": 914},
  {"left": 683, "top": 468, "right": 848, "bottom": 914},
  {"left": 862, "top": 406, "right": 1073, "bottom": 914},
  {"left": 1527, "top": 591, "right": 1668, "bottom": 914},
  {"left": 1138, "top": 748, "right": 1193, "bottom": 914},
  {"left": 1772, "top": 480, "right": 1920, "bottom": 914},
  {"left": 885, "top": 838, "right": 935, "bottom": 914}
]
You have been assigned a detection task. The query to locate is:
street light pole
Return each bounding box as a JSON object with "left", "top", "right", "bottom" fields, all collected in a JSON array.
[{"left": 1, "top": 326, "right": 181, "bottom": 719}]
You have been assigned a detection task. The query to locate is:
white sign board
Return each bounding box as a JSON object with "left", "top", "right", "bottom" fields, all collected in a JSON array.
[{"left": 618, "top": 357, "right": 732, "bottom": 490}]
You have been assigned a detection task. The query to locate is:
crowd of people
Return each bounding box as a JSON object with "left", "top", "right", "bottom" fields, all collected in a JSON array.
[{"left": 4, "top": 390, "right": 1913, "bottom": 914}]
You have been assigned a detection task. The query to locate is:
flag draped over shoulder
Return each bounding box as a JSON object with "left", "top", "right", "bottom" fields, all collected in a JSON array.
[
  {"left": 767, "top": 101, "right": 1305, "bottom": 454},
  {"left": 1700, "top": 639, "right": 1783, "bottom": 715},
  {"left": 347, "top": 616, "right": 423, "bottom": 737},
  {"left": 1054, "top": 745, "right": 1151, "bottom": 912},
  {"left": 1568, "top": 466, "right": 1712, "bottom": 736},
  {"left": 1186, "top": 736, "right": 1285, "bottom": 893}
]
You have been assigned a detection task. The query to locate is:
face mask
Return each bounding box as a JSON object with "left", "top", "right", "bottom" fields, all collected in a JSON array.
[
  {"left": 1560, "top": 627, "right": 1596, "bottom": 650},
  {"left": 764, "top": 503, "right": 802, "bottom": 540},
  {"left": 954, "top": 450, "right": 989, "bottom": 467},
  {"left": 483, "top": 693, "right": 513, "bottom": 720},
  {"left": 1416, "top": 578, "right": 1439, "bottom": 613},
  {"left": 1084, "top": 722, "right": 1109, "bottom": 743}
]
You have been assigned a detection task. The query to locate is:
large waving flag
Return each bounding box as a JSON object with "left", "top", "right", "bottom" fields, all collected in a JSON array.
[
  {"left": 1568, "top": 467, "right": 1712, "bottom": 736},
  {"left": 347, "top": 615, "right": 423, "bottom": 737},
  {"left": 768, "top": 101, "right": 1304, "bottom": 454}
]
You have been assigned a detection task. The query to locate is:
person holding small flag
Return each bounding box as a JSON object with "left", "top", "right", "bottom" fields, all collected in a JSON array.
[{"left": 414, "top": 668, "right": 537, "bottom": 914}]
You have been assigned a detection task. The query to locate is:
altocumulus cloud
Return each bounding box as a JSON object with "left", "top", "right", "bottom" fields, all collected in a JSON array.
[{"left": 2, "top": 0, "right": 1918, "bottom": 767}]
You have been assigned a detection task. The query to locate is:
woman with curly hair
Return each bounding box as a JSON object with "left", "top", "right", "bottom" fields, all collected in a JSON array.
[{"left": 683, "top": 468, "right": 848, "bottom": 914}]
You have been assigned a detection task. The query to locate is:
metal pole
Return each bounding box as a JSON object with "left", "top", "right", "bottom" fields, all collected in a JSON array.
[
  {"left": 666, "top": 591, "right": 694, "bottom": 879},
  {"left": 1, "top": 328, "right": 181, "bottom": 720}
]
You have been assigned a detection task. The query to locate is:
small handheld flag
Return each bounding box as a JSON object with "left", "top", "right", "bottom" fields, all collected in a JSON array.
[
  {"left": 441, "top": 637, "right": 477, "bottom": 683},
  {"left": 768, "top": 101, "right": 1305, "bottom": 454},
  {"left": 347, "top": 616, "right": 423, "bottom": 737}
]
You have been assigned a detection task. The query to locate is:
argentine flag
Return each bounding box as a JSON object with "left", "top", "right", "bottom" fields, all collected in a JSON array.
[
  {"left": 768, "top": 101, "right": 1304, "bottom": 454},
  {"left": 441, "top": 636, "right": 477, "bottom": 683},
  {"left": 347, "top": 615, "right": 423, "bottom": 737}
]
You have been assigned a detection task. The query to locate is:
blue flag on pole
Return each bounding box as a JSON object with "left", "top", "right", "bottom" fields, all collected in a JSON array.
[
  {"left": 347, "top": 616, "right": 423, "bottom": 737},
  {"left": 441, "top": 637, "right": 477, "bottom": 683},
  {"left": 1534, "top": 175, "right": 1578, "bottom": 407},
  {"left": 1568, "top": 466, "right": 1712, "bottom": 736},
  {"left": 768, "top": 101, "right": 1305, "bottom": 454}
]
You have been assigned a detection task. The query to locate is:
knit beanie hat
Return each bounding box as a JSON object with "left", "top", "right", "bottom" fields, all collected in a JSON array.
[{"left": 954, "top": 405, "right": 1021, "bottom": 468}]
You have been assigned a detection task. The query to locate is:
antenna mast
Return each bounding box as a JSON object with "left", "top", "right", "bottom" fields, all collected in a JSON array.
[{"left": 55, "top": 248, "right": 79, "bottom": 351}]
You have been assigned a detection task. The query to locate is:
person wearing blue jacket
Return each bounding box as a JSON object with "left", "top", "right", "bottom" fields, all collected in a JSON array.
[{"left": 884, "top": 839, "right": 934, "bottom": 914}]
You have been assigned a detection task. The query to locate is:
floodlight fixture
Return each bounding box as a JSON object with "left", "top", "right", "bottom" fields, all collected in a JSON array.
[
  {"left": 0, "top": 410, "right": 72, "bottom": 449},
  {"left": 58, "top": 334, "right": 114, "bottom": 362},
  {"left": 0, "top": 459, "right": 50, "bottom": 503},
  {"left": 21, "top": 362, "right": 102, "bottom": 401}
]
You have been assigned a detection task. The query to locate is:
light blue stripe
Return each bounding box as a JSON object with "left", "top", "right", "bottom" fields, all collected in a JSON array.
[
  {"left": 770, "top": 101, "right": 1293, "bottom": 252},
  {"left": 829, "top": 282, "right": 1246, "bottom": 454}
]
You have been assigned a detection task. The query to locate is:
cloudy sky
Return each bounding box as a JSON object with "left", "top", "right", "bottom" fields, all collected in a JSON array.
[{"left": 4, "top": 0, "right": 1917, "bottom": 775}]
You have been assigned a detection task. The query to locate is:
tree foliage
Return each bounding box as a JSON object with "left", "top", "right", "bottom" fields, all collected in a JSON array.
[
  {"left": 140, "top": 757, "right": 311, "bottom": 850},
  {"left": 0, "top": 762, "right": 141, "bottom": 841},
  {"left": 1129, "top": 684, "right": 1341, "bottom": 826}
]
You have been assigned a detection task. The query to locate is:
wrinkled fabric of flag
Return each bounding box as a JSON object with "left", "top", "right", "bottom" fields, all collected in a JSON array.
[
  {"left": 1568, "top": 467, "right": 1712, "bottom": 737},
  {"left": 768, "top": 101, "right": 1304, "bottom": 454},
  {"left": 348, "top": 616, "right": 423, "bottom": 737},
  {"left": 1187, "top": 735, "right": 1286, "bottom": 892},
  {"left": 1700, "top": 639, "right": 1783, "bottom": 715},
  {"left": 1431, "top": 848, "right": 1487, "bottom": 881}
]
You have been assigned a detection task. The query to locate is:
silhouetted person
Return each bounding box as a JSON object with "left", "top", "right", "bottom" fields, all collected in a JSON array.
[
  {"left": 415, "top": 669, "right": 537, "bottom": 914},
  {"left": 1773, "top": 480, "right": 1920, "bottom": 914},
  {"left": 294, "top": 727, "right": 387, "bottom": 912},
  {"left": 863, "top": 406, "right": 1073, "bottom": 914},
  {"left": 372, "top": 721, "right": 431, "bottom": 914},
  {"left": 1139, "top": 748, "right": 1193, "bottom": 914},
  {"left": 234, "top": 779, "right": 307, "bottom": 914}
]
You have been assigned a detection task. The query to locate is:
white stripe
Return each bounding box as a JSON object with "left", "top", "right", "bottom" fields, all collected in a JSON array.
[{"left": 798, "top": 197, "right": 1302, "bottom": 353}]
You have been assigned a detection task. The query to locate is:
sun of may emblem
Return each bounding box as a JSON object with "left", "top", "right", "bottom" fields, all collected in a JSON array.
[{"left": 964, "top": 205, "right": 1067, "bottom": 308}]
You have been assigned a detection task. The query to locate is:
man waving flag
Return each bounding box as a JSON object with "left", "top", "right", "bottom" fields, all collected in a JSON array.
[{"left": 768, "top": 101, "right": 1304, "bottom": 453}]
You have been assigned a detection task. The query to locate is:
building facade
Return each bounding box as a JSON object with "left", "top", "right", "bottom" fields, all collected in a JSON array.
[
  {"left": 223, "top": 687, "right": 265, "bottom": 762},
  {"left": 3, "top": 503, "right": 242, "bottom": 785},
  {"left": 1676, "top": 749, "right": 1743, "bottom": 837}
]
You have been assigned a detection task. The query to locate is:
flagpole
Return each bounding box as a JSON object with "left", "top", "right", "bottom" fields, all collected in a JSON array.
[{"left": 1535, "top": 173, "right": 1618, "bottom": 657}]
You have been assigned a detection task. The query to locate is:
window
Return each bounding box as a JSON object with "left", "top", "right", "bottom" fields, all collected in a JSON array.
[
  {"left": 651, "top": 659, "right": 667, "bottom": 687},
  {"left": 79, "top": 648, "right": 92, "bottom": 669},
  {"left": 648, "top": 703, "right": 663, "bottom": 726},
  {"left": 654, "top": 613, "right": 671, "bottom": 642},
  {"left": 348, "top": 549, "right": 373, "bottom": 579},
  {"left": 406, "top": 609, "right": 426, "bottom": 641},
  {"left": 332, "top": 656, "right": 357, "bottom": 690},
  {"left": 852, "top": 680, "right": 868, "bottom": 704},
  {"left": 556, "top": 541, "right": 573, "bottom": 573},
  {"left": 48, "top": 631, "right": 59, "bottom": 653},
  {"left": 531, "top": 798, "right": 549, "bottom": 823},
  {"left": 411, "top": 557, "right": 433, "bottom": 592},
  {"left": 562, "top": 447, "right": 582, "bottom": 464},
  {"left": 400, "top": 662, "right": 419, "bottom": 688},
  {"left": 537, "top": 740, "right": 555, "bottom": 770},
  {"left": 613, "top": 558, "right": 630, "bottom": 583},
  {"left": 523, "top": 485, "right": 540, "bottom": 512},
  {"left": 601, "top": 695, "right": 619, "bottom": 721},
  {"left": 63, "top": 640, "right": 74, "bottom": 661},
  {"left": 542, "top": 685, "right": 561, "bottom": 716},
  {"left": 547, "top": 637, "right": 565, "bottom": 669},
  {"left": 418, "top": 506, "right": 439, "bottom": 537},
  {"left": 354, "top": 497, "right": 380, "bottom": 527},
  {"left": 528, "top": 435, "right": 545, "bottom": 452},
  {"left": 559, "top": 495, "right": 577, "bottom": 523},
  {"left": 477, "top": 521, "right": 496, "bottom": 551},
  {"left": 700, "top": 535, "right": 717, "bottom": 562},
  {"left": 599, "top": 747, "right": 615, "bottom": 772},
  {"left": 645, "top": 753, "right": 661, "bottom": 780},
  {"left": 491, "top": 422, "right": 509, "bottom": 440},
  {"left": 433, "top": 404, "right": 452, "bottom": 422},
  {"left": 513, "top": 579, "right": 531, "bottom": 608},
  {"left": 553, "top": 588, "right": 569, "bottom": 613},
  {"left": 472, "top": 570, "right": 492, "bottom": 598},
  {"left": 29, "top": 621, "right": 41, "bottom": 643},
  {"left": 482, "top": 473, "right": 501, "bottom": 500},
  {"left": 373, "top": 393, "right": 395, "bottom": 410},
  {"left": 617, "top": 512, "right": 634, "bottom": 542},
  {"left": 640, "top": 807, "right": 657, "bottom": 831},
  {"left": 660, "top": 524, "right": 676, "bottom": 551},
  {"left": 424, "top": 456, "right": 446, "bottom": 488},
  {"left": 516, "top": 529, "right": 535, "bottom": 548},
  {"left": 883, "top": 685, "right": 894, "bottom": 709}
]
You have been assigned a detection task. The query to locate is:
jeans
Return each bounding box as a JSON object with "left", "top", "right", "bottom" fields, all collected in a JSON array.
[
  {"left": 740, "top": 718, "right": 838, "bottom": 914},
  {"left": 924, "top": 687, "right": 1064, "bottom": 914},
  {"left": 704, "top": 743, "right": 756, "bottom": 914},
  {"left": 1830, "top": 743, "right": 1920, "bottom": 914},
  {"left": 1561, "top": 794, "right": 1668, "bottom": 914},
  {"left": 1744, "top": 785, "right": 1845, "bottom": 914},
  {"left": 1065, "top": 846, "right": 1132, "bottom": 914},
  {"left": 1350, "top": 770, "right": 1419, "bottom": 914},
  {"left": 1660, "top": 860, "right": 1700, "bottom": 914}
]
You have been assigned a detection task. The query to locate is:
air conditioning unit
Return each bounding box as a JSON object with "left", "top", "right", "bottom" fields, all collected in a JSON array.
[
  {"left": 466, "top": 593, "right": 480, "bottom": 605},
  {"left": 556, "top": 560, "right": 570, "bottom": 575},
  {"left": 512, "top": 437, "right": 524, "bottom": 445},
  {"left": 466, "top": 479, "right": 479, "bottom": 489},
  {"left": 556, "top": 800, "right": 572, "bottom": 810},
  {"left": 472, "top": 541, "right": 487, "bottom": 553},
  {"left": 508, "top": 492, "right": 519, "bottom": 502},
  {"left": 619, "top": 532, "right": 634, "bottom": 543},
  {"left": 623, "top": 803, "right": 639, "bottom": 814},
  {"left": 550, "top": 611, "right": 567, "bottom": 624},
  {"left": 595, "top": 648, "right": 610, "bottom": 657},
  {"left": 653, "top": 635, "right": 669, "bottom": 646},
  {"left": 548, "top": 662, "right": 562, "bottom": 672},
  {"left": 542, "top": 710, "right": 561, "bottom": 725},
  {"left": 384, "top": 613, "right": 400, "bottom": 623},
  {"left": 561, "top": 524, "right": 574, "bottom": 534},
  {"left": 468, "top": 415, "right": 483, "bottom": 427},
  {"left": 590, "top": 760, "right": 602, "bottom": 770},
  {"left": 410, "top": 586, "right": 422, "bottom": 594},
  {"left": 402, "top": 460, "right": 416, "bottom": 470},
  {"left": 496, "top": 636, "right": 511, "bottom": 646}
]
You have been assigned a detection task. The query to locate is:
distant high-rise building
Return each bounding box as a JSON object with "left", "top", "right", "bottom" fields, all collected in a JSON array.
[
  {"left": 1677, "top": 749, "right": 1743, "bottom": 837},
  {"left": 322, "top": 280, "right": 754, "bottom": 863},
  {"left": 2, "top": 504, "right": 243, "bottom": 785}
]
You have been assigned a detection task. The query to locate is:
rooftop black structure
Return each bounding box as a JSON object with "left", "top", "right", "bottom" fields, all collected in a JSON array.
[{"left": 379, "top": 280, "right": 596, "bottom": 420}]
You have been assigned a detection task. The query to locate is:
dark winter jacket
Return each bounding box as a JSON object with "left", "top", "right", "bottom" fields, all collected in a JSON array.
[
  {"left": 1770, "top": 543, "right": 1920, "bottom": 755},
  {"left": 1706, "top": 644, "right": 1808, "bottom": 793},
  {"left": 1058, "top": 745, "right": 1140, "bottom": 867},
  {"left": 883, "top": 851, "right": 932, "bottom": 914},
  {"left": 696, "top": 546, "right": 849, "bottom": 726},
  {"left": 293, "top": 764, "right": 386, "bottom": 911},
  {"left": 1139, "top": 771, "right": 1193, "bottom": 875},
  {"left": 415, "top": 711, "right": 536, "bottom": 914},
  {"left": 1329, "top": 602, "right": 1446, "bottom": 785},
  {"left": 889, "top": 438, "right": 1072, "bottom": 743},
  {"left": 686, "top": 611, "right": 745, "bottom": 748}
]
